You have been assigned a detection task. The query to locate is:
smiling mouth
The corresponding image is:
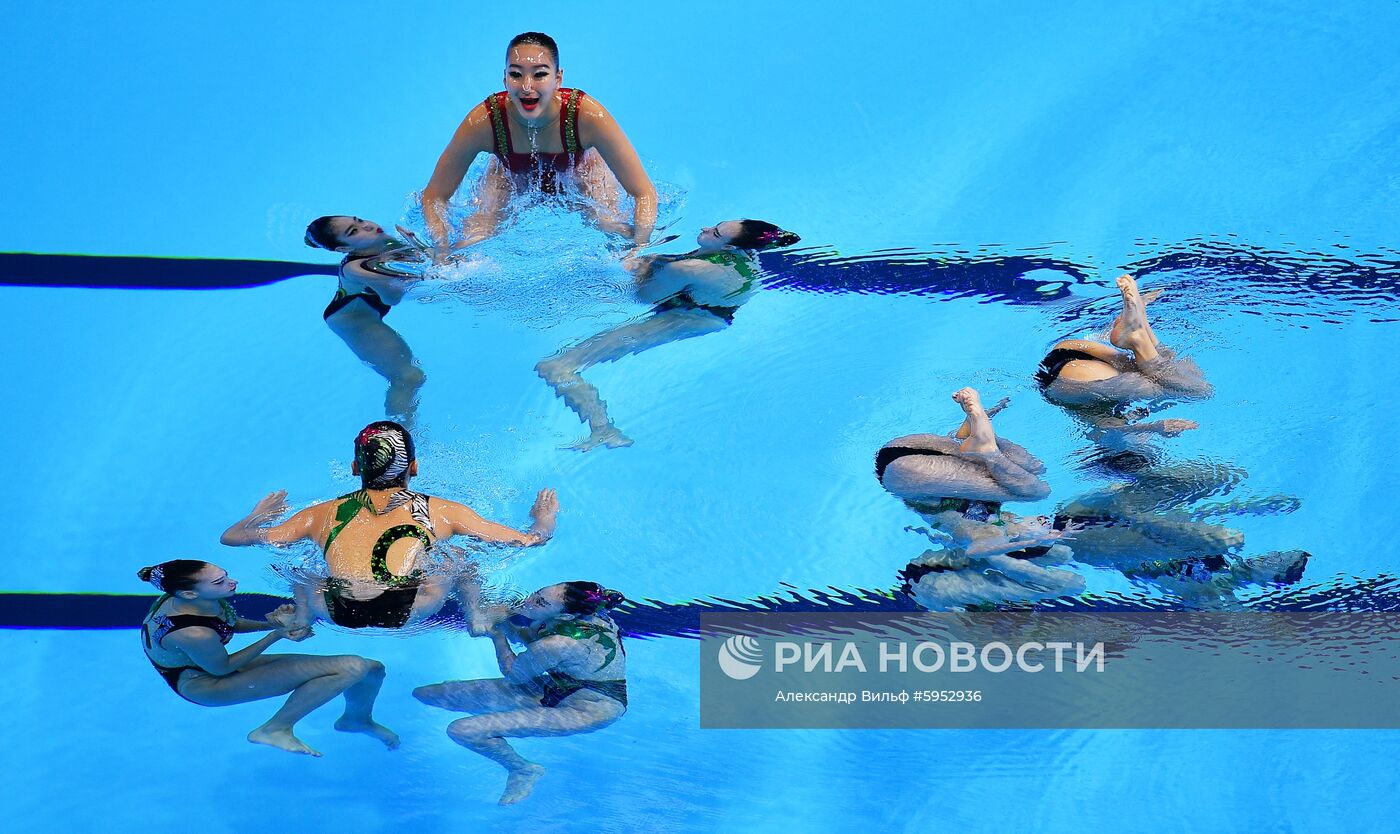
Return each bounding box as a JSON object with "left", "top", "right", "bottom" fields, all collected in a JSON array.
[{"left": 518, "top": 95, "right": 541, "bottom": 111}]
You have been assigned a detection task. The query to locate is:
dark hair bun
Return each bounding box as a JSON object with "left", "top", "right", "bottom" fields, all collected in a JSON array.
[
  {"left": 137, "top": 566, "right": 155, "bottom": 582},
  {"left": 599, "top": 589, "right": 626, "bottom": 610}
]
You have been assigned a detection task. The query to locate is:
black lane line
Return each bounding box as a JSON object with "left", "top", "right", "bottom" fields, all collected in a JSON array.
[
  {"left": 6, "top": 575, "right": 1398, "bottom": 641},
  {"left": 0, "top": 253, "right": 336, "bottom": 290}
]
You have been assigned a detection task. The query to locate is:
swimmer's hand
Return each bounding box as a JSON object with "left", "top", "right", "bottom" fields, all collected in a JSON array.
[
  {"left": 1042, "top": 521, "right": 1086, "bottom": 542},
  {"left": 250, "top": 490, "right": 290, "bottom": 522},
  {"left": 527, "top": 488, "right": 559, "bottom": 542},
  {"left": 281, "top": 626, "right": 314, "bottom": 642},
  {"left": 530, "top": 489, "right": 559, "bottom": 520},
  {"left": 265, "top": 604, "right": 298, "bottom": 629},
  {"left": 395, "top": 225, "right": 433, "bottom": 253},
  {"left": 395, "top": 224, "right": 460, "bottom": 267}
]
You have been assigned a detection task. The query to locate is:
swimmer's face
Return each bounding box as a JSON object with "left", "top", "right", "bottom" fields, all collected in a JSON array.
[
  {"left": 504, "top": 45, "right": 561, "bottom": 120},
  {"left": 184, "top": 565, "right": 238, "bottom": 600},
  {"left": 328, "top": 216, "right": 390, "bottom": 252},
  {"left": 517, "top": 584, "right": 567, "bottom": 621},
  {"left": 696, "top": 220, "right": 744, "bottom": 252}
]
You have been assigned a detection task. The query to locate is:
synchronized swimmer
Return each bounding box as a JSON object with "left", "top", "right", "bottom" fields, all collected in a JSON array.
[
  {"left": 422, "top": 32, "right": 657, "bottom": 248},
  {"left": 415, "top": 582, "right": 628, "bottom": 805},
  {"left": 220, "top": 421, "right": 558, "bottom": 632},
  {"left": 536, "top": 218, "right": 800, "bottom": 449},
  {"left": 304, "top": 216, "right": 427, "bottom": 424},
  {"left": 139, "top": 559, "right": 396, "bottom": 756}
]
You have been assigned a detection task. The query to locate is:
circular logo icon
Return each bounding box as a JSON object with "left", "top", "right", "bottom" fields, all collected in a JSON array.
[{"left": 718, "top": 635, "right": 763, "bottom": 680}]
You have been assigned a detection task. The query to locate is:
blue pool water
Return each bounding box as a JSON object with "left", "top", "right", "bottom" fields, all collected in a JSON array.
[{"left": 5, "top": 2, "right": 1400, "bottom": 831}]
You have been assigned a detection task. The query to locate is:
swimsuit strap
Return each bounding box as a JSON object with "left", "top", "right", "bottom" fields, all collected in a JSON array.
[
  {"left": 485, "top": 92, "right": 513, "bottom": 159},
  {"left": 141, "top": 593, "right": 173, "bottom": 649},
  {"left": 325, "top": 491, "right": 368, "bottom": 551},
  {"left": 151, "top": 611, "right": 236, "bottom": 646},
  {"left": 326, "top": 489, "right": 436, "bottom": 553},
  {"left": 559, "top": 88, "right": 584, "bottom": 155}
]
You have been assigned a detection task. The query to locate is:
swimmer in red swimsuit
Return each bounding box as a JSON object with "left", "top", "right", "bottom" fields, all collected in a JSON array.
[{"left": 422, "top": 32, "right": 657, "bottom": 247}]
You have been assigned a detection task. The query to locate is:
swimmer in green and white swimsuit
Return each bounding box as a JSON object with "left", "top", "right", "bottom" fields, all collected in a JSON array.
[
  {"left": 415, "top": 581, "right": 628, "bottom": 806},
  {"left": 535, "top": 219, "right": 800, "bottom": 451},
  {"left": 221, "top": 421, "right": 560, "bottom": 633}
]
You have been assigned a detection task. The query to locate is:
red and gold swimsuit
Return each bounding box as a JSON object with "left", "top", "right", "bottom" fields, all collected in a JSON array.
[{"left": 484, "top": 87, "right": 587, "bottom": 193}]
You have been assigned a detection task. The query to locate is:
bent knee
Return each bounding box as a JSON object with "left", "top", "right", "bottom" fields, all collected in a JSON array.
[
  {"left": 334, "top": 656, "right": 379, "bottom": 679},
  {"left": 399, "top": 366, "right": 426, "bottom": 388},
  {"left": 413, "top": 683, "right": 445, "bottom": 704},
  {"left": 446, "top": 717, "right": 485, "bottom": 741}
]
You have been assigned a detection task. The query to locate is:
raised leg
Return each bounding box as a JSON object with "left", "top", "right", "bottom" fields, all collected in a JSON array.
[{"left": 951, "top": 388, "right": 1050, "bottom": 500}]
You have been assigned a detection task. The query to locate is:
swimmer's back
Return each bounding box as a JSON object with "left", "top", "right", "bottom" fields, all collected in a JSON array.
[{"left": 317, "top": 491, "right": 443, "bottom": 583}]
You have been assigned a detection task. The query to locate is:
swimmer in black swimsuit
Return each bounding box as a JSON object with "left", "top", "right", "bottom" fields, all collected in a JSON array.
[
  {"left": 1050, "top": 474, "right": 1311, "bottom": 608},
  {"left": 414, "top": 581, "right": 628, "bottom": 805},
  {"left": 305, "top": 216, "right": 427, "bottom": 423},
  {"left": 878, "top": 388, "right": 1087, "bottom": 611},
  {"left": 221, "top": 421, "right": 560, "bottom": 634},
  {"left": 534, "top": 219, "right": 800, "bottom": 451},
  {"left": 1032, "top": 276, "right": 1309, "bottom": 602},
  {"left": 1037, "top": 274, "right": 1212, "bottom": 413},
  {"left": 138, "top": 559, "right": 397, "bottom": 757}
]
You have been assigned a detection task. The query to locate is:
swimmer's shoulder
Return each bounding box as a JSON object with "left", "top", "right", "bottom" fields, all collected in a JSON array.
[
  {"left": 290, "top": 498, "right": 342, "bottom": 539},
  {"left": 574, "top": 92, "right": 617, "bottom": 143},
  {"left": 442, "top": 100, "right": 497, "bottom": 153}
]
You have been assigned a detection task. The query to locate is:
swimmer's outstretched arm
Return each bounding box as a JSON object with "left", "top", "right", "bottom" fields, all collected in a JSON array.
[
  {"left": 580, "top": 99, "right": 656, "bottom": 245},
  {"left": 437, "top": 489, "right": 558, "bottom": 547},
  {"left": 422, "top": 104, "right": 495, "bottom": 245},
  {"left": 220, "top": 491, "right": 325, "bottom": 547}
]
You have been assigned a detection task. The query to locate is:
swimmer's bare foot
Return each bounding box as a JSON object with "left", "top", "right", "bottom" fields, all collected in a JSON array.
[
  {"left": 565, "top": 426, "right": 634, "bottom": 452},
  {"left": 955, "top": 396, "right": 1010, "bottom": 439},
  {"left": 248, "top": 725, "right": 322, "bottom": 757},
  {"left": 334, "top": 717, "right": 401, "bottom": 750},
  {"left": 499, "top": 764, "right": 546, "bottom": 805},
  {"left": 1113, "top": 275, "right": 1160, "bottom": 360},
  {"left": 1108, "top": 287, "right": 1164, "bottom": 346},
  {"left": 952, "top": 388, "right": 998, "bottom": 454}
]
